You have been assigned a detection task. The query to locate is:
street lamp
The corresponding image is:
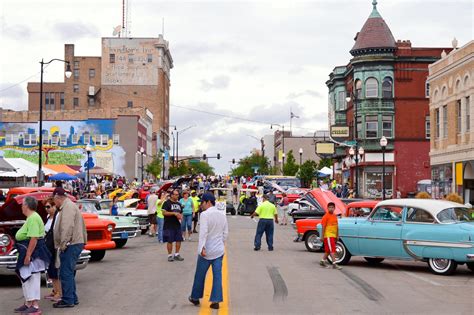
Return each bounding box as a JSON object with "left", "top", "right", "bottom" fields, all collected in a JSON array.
[
  {"left": 174, "top": 124, "right": 196, "bottom": 167},
  {"left": 140, "top": 147, "right": 145, "bottom": 183},
  {"left": 346, "top": 91, "right": 365, "bottom": 198},
  {"left": 85, "top": 144, "right": 92, "bottom": 193},
  {"left": 380, "top": 136, "right": 388, "bottom": 200},
  {"left": 299, "top": 148, "right": 303, "bottom": 165},
  {"left": 37, "top": 59, "right": 72, "bottom": 186},
  {"left": 246, "top": 135, "right": 265, "bottom": 156}
]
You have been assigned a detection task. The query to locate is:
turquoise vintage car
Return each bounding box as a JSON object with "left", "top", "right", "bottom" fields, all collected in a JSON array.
[{"left": 317, "top": 199, "right": 474, "bottom": 275}]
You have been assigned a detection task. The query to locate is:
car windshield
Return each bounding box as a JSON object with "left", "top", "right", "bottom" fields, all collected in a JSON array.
[
  {"left": 78, "top": 202, "right": 98, "bottom": 214},
  {"left": 437, "top": 207, "right": 473, "bottom": 223},
  {"left": 100, "top": 201, "right": 112, "bottom": 210}
]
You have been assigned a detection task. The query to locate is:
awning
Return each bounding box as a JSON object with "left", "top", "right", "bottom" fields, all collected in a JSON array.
[
  {"left": 0, "top": 157, "right": 16, "bottom": 172},
  {"left": 4, "top": 158, "right": 57, "bottom": 178},
  {"left": 45, "top": 164, "right": 78, "bottom": 175}
]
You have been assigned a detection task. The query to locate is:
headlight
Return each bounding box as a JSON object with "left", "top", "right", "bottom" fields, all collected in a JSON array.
[
  {"left": 107, "top": 225, "right": 114, "bottom": 232},
  {"left": 0, "top": 234, "right": 11, "bottom": 246},
  {"left": 132, "top": 218, "right": 139, "bottom": 225}
]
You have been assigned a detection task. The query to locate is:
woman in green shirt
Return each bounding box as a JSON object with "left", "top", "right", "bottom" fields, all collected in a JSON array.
[{"left": 156, "top": 192, "right": 168, "bottom": 243}]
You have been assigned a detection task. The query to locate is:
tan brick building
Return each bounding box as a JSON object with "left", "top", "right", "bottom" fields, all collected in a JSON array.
[{"left": 428, "top": 40, "right": 474, "bottom": 201}]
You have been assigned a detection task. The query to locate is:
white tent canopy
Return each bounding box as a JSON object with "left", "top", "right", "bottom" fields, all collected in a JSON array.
[
  {"left": 2, "top": 158, "right": 56, "bottom": 178},
  {"left": 318, "top": 166, "right": 333, "bottom": 175}
]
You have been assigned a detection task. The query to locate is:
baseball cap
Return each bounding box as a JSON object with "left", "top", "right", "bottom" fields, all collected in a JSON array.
[
  {"left": 200, "top": 192, "right": 215, "bottom": 203},
  {"left": 53, "top": 187, "right": 67, "bottom": 197}
]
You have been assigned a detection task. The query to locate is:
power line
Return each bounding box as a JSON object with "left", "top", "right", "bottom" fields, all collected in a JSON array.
[{"left": 0, "top": 64, "right": 51, "bottom": 94}]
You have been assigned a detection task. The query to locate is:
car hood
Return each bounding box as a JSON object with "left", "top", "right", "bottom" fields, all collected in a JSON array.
[{"left": 98, "top": 215, "right": 139, "bottom": 227}]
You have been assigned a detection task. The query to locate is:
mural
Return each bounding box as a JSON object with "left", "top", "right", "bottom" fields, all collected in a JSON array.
[{"left": 0, "top": 119, "right": 126, "bottom": 175}]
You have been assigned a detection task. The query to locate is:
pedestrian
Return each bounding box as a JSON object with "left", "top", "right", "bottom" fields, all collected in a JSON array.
[
  {"left": 162, "top": 189, "right": 184, "bottom": 262},
  {"left": 279, "top": 192, "right": 289, "bottom": 225},
  {"left": 13, "top": 196, "right": 51, "bottom": 314},
  {"left": 191, "top": 190, "right": 201, "bottom": 233},
  {"left": 180, "top": 191, "right": 194, "bottom": 240},
  {"left": 52, "top": 187, "right": 87, "bottom": 308},
  {"left": 0, "top": 189, "right": 5, "bottom": 202},
  {"left": 156, "top": 192, "right": 168, "bottom": 243},
  {"left": 43, "top": 197, "right": 62, "bottom": 302},
  {"left": 188, "top": 193, "right": 228, "bottom": 310},
  {"left": 319, "top": 202, "right": 342, "bottom": 270},
  {"left": 250, "top": 194, "right": 278, "bottom": 251},
  {"left": 110, "top": 195, "right": 119, "bottom": 215},
  {"left": 268, "top": 189, "right": 277, "bottom": 205},
  {"left": 147, "top": 190, "right": 159, "bottom": 237}
]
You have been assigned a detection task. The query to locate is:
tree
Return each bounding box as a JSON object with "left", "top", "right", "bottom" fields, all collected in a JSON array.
[
  {"left": 145, "top": 153, "right": 163, "bottom": 179},
  {"left": 318, "top": 157, "right": 333, "bottom": 169},
  {"left": 231, "top": 153, "right": 270, "bottom": 177},
  {"left": 283, "top": 150, "right": 299, "bottom": 176},
  {"left": 190, "top": 161, "right": 214, "bottom": 176},
  {"left": 298, "top": 160, "right": 318, "bottom": 188}
]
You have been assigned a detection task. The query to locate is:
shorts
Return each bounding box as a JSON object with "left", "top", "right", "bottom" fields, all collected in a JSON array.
[
  {"left": 192, "top": 212, "right": 199, "bottom": 222},
  {"left": 163, "top": 227, "right": 184, "bottom": 243},
  {"left": 181, "top": 214, "right": 193, "bottom": 232},
  {"left": 324, "top": 237, "right": 337, "bottom": 254},
  {"left": 148, "top": 213, "right": 157, "bottom": 224}
]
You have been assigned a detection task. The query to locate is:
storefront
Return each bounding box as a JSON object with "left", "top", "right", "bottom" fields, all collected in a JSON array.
[
  {"left": 431, "top": 164, "right": 453, "bottom": 199},
  {"left": 361, "top": 166, "right": 394, "bottom": 199}
]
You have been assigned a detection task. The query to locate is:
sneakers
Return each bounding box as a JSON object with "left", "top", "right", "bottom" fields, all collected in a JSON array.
[
  {"left": 332, "top": 263, "right": 342, "bottom": 270},
  {"left": 188, "top": 296, "right": 200, "bottom": 306},
  {"left": 174, "top": 254, "right": 184, "bottom": 261},
  {"left": 319, "top": 260, "right": 330, "bottom": 268},
  {"left": 168, "top": 255, "right": 174, "bottom": 262},
  {"left": 210, "top": 302, "right": 220, "bottom": 309},
  {"left": 14, "top": 305, "right": 28, "bottom": 313},
  {"left": 53, "top": 300, "right": 74, "bottom": 308},
  {"left": 20, "top": 306, "right": 41, "bottom": 314},
  {"left": 254, "top": 247, "right": 260, "bottom": 251}
]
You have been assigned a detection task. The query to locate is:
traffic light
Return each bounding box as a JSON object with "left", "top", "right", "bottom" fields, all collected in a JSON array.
[
  {"left": 202, "top": 154, "right": 207, "bottom": 160},
  {"left": 232, "top": 158, "right": 235, "bottom": 164},
  {"left": 217, "top": 153, "right": 221, "bottom": 160}
]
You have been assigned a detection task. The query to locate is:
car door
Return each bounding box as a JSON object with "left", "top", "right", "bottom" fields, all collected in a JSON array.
[{"left": 358, "top": 205, "right": 404, "bottom": 258}]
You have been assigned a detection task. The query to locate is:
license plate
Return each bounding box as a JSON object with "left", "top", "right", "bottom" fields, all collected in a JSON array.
[
  {"left": 120, "top": 232, "right": 129, "bottom": 239},
  {"left": 140, "top": 225, "right": 148, "bottom": 229}
]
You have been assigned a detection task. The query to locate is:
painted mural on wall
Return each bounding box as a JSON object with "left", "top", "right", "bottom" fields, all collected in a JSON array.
[{"left": 0, "top": 120, "right": 126, "bottom": 175}]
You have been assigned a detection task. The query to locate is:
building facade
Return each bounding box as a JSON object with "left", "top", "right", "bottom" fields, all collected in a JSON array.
[
  {"left": 428, "top": 40, "right": 474, "bottom": 202},
  {"left": 326, "top": 1, "right": 449, "bottom": 198}
]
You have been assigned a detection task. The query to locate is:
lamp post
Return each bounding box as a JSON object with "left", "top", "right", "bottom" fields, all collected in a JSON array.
[
  {"left": 346, "top": 92, "right": 365, "bottom": 198},
  {"left": 282, "top": 152, "right": 286, "bottom": 174},
  {"left": 85, "top": 144, "right": 92, "bottom": 193},
  {"left": 174, "top": 124, "right": 195, "bottom": 167},
  {"left": 246, "top": 135, "right": 264, "bottom": 156},
  {"left": 37, "top": 59, "right": 72, "bottom": 186},
  {"left": 140, "top": 147, "right": 145, "bottom": 183},
  {"left": 380, "top": 136, "right": 388, "bottom": 200},
  {"left": 299, "top": 148, "right": 303, "bottom": 165}
]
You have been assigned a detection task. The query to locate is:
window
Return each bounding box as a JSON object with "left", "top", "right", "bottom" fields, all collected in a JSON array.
[
  {"left": 370, "top": 206, "right": 402, "bottom": 222},
  {"left": 71, "top": 134, "right": 79, "bottom": 144},
  {"left": 425, "top": 81, "right": 430, "bottom": 98},
  {"left": 74, "top": 61, "right": 79, "bottom": 68},
  {"left": 83, "top": 133, "right": 90, "bottom": 145},
  {"left": 356, "top": 116, "right": 362, "bottom": 137},
  {"left": 5, "top": 134, "right": 13, "bottom": 145},
  {"left": 466, "top": 96, "right": 471, "bottom": 132},
  {"left": 147, "top": 54, "right": 153, "bottom": 63},
  {"left": 425, "top": 116, "right": 430, "bottom": 139},
  {"left": 94, "top": 135, "right": 100, "bottom": 145},
  {"left": 442, "top": 105, "right": 448, "bottom": 138},
  {"left": 50, "top": 93, "right": 55, "bottom": 108},
  {"left": 456, "top": 100, "right": 462, "bottom": 134},
  {"left": 382, "top": 77, "right": 393, "bottom": 98},
  {"left": 128, "top": 54, "right": 134, "bottom": 63},
  {"left": 437, "top": 207, "right": 473, "bottom": 223},
  {"left": 109, "top": 54, "right": 115, "bottom": 63},
  {"left": 89, "top": 69, "right": 95, "bottom": 79},
  {"left": 60, "top": 93, "right": 65, "bottom": 110},
  {"left": 51, "top": 134, "right": 59, "bottom": 146},
  {"left": 113, "top": 134, "right": 120, "bottom": 145},
  {"left": 101, "top": 135, "right": 109, "bottom": 146},
  {"left": 42, "top": 131, "right": 49, "bottom": 145},
  {"left": 73, "top": 97, "right": 79, "bottom": 107},
  {"left": 365, "top": 78, "right": 378, "bottom": 98},
  {"left": 435, "top": 109, "right": 440, "bottom": 139},
  {"left": 73, "top": 84, "right": 79, "bottom": 93},
  {"left": 382, "top": 115, "right": 393, "bottom": 138},
  {"left": 127, "top": 101, "right": 133, "bottom": 108},
  {"left": 73, "top": 69, "right": 79, "bottom": 79},
  {"left": 337, "top": 91, "right": 346, "bottom": 110},
  {"left": 406, "top": 208, "right": 435, "bottom": 223},
  {"left": 60, "top": 134, "right": 67, "bottom": 146},
  {"left": 23, "top": 134, "right": 37, "bottom": 146},
  {"left": 355, "top": 80, "right": 362, "bottom": 98},
  {"left": 365, "top": 115, "right": 378, "bottom": 138},
  {"left": 45, "top": 92, "right": 50, "bottom": 110},
  {"left": 88, "top": 97, "right": 95, "bottom": 106}
]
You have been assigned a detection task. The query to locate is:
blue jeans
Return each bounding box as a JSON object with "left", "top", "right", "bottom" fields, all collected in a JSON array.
[
  {"left": 254, "top": 219, "right": 274, "bottom": 250},
  {"left": 191, "top": 255, "right": 223, "bottom": 303},
  {"left": 59, "top": 243, "right": 84, "bottom": 305},
  {"left": 156, "top": 217, "right": 164, "bottom": 242},
  {"left": 181, "top": 214, "right": 193, "bottom": 233}
]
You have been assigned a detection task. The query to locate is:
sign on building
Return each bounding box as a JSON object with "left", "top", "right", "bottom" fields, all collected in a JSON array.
[
  {"left": 330, "top": 126, "right": 350, "bottom": 140},
  {"left": 316, "top": 143, "right": 335, "bottom": 155}
]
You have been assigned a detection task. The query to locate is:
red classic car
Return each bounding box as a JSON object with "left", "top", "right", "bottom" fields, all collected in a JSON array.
[
  {"left": 295, "top": 200, "right": 378, "bottom": 252},
  {"left": 275, "top": 187, "right": 309, "bottom": 204}
]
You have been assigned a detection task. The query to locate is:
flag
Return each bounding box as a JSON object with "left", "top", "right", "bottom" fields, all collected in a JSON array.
[{"left": 291, "top": 112, "right": 300, "bottom": 119}]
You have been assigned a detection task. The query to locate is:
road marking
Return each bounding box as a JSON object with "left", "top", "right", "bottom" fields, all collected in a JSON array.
[
  {"left": 198, "top": 251, "right": 229, "bottom": 315},
  {"left": 341, "top": 269, "right": 383, "bottom": 302},
  {"left": 266, "top": 266, "right": 288, "bottom": 302}
]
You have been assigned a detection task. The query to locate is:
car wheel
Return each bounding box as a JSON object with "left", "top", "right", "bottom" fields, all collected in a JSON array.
[
  {"left": 364, "top": 257, "right": 385, "bottom": 265},
  {"left": 114, "top": 239, "right": 128, "bottom": 248},
  {"left": 328, "top": 241, "right": 352, "bottom": 265},
  {"left": 90, "top": 250, "right": 106, "bottom": 262},
  {"left": 231, "top": 209, "right": 236, "bottom": 215},
  {"left": 466, "top": 262, "right": 474, "bottom": 272},
  {"left": 304, "top": 231, "right": 323, "bottom": 252},
  {"left": 427, "top": 258, "right": 457, "bottom": 275},
  {"left": 141, "top": 229, "right": 148, "bottom": 235}
]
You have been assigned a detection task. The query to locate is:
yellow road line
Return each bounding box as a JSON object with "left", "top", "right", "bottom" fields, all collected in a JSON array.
[{"left": 198, "top": 251, "right": 229, "bottom": 315}]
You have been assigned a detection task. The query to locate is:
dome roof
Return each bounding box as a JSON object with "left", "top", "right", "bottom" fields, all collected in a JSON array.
[{"left": 350, "top": 1, "right": 396, "bottom": 56}]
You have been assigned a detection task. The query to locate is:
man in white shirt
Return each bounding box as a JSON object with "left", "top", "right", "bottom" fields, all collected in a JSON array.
[
  {"left": 188, "top": 193, "right": 228, "bottom": 310},
  {"left": 147, "top": 190, "right": 159, "bottom": 237}
]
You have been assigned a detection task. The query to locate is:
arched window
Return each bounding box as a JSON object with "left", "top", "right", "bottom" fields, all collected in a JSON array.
[
  {"left": 365, "top": 78, "right": 378, "bottom": 98},
  {"left": 455, "top": 79, "right": 461, "bottom": 93},
  {"left": 441, "top": 86, "right": 447, "bottom": 99},
  {"left": 464, "top": 75, "right": 470, "bottom": 88},
  {"left": 382, "top": 77, "right": 393, "bottom": 98},
  {"left": 355, "top": 80, "right": 362, "bottom": 98}
]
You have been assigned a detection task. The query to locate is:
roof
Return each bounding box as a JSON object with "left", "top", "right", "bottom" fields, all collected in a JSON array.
[
  {"left": 376, "top": 199, "right": 468, "bottom": 217},
  {"left": 4, "top": 158, "right": 56, "bottom": 177},
  {"left": 44, "top": 164, "right": 78, "bottom": 175},
  {"left": 0, "top": 158, "right": 15, "bottom": 172},
  {"left": 350, "top": 0, "right": 397, "bottom": 56}
]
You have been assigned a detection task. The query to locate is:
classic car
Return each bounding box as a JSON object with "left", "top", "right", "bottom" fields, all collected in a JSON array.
[
  {"left": 0, "top": 193, "right": 91, "bottom": 275},
  {"left": 317, "top": 199, "right": 474, "bottom": 275},
  {"left": 290, "top": 189, "right": 346, "bottom": 222},
  {"left": 5, "top": 187, "right": 70, "bottom": 203},
  {"left": 296, "top": 200, "right": 378, "bottom": 252},
  {"left": 97, "top": 199, "right": 150, "bottom": 234},
  {"left": 77, "top": 199, "right": 140, "bottom": 248}
]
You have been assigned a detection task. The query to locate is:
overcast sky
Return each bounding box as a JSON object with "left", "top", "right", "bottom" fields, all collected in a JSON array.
[{"left": 1, "top": 0, "right": 472, "bottom": 173}]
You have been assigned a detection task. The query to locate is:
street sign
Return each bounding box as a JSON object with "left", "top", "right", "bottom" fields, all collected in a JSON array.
[
  {"left": 345, "top": 140, "right": 357, "bottom": 146},
  {"left": 189, "top": 159, "right": 200, "bottom": 164},
  {"left": 164, "top": 150, "right": 169, "bottom": 161}
]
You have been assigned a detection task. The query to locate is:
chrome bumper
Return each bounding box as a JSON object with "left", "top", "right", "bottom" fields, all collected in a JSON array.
[
  {"left": 111, "top": 229, "right": 140, "bottom": 240},
  {"left": 467, "top": 254, "right": 474, "bottom": 261}
]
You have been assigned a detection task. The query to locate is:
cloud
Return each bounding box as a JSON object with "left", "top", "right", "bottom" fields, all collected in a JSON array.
[
  {"left": 173, "top": 42, "right": 242, "bottom": 63},
  {"left": 200, "top": 75, "right": 230, "bottom": 91},
  {"left": 52, "top": 21, "right": 99, "bottom": 40},
  {"left": 287, "top": 90, "right": 323, "bottom": 100},
  {"left": 229, "top": 64, "right": 260, "bottom": 74},
  {"left": 1, "top": 17, "right": 32, "bottom": 39},
  {"left": 0, "top": 84, "right": 27, "bottom": 110}
]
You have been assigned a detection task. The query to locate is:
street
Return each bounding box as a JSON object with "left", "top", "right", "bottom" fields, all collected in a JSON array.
[{"left": 1, "top": 215, "right": 473, "bottom": 314}]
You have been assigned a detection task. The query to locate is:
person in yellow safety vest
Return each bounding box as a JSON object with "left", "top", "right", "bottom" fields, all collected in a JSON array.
[{"left": 191, "top": 190, "right": 201, "bottom": 233}]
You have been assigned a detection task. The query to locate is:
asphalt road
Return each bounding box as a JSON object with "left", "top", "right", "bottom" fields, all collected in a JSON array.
[{"left": 1, "top": 215, "right": 473, "bottom": 314}]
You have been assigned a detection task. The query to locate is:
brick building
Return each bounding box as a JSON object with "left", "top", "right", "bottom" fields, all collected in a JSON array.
[
  {"left": 428, "top": 40, "right": 474, "bottom": 201},
  {"left": 326, "top": 1, "right": 450, "bottom": 198}
]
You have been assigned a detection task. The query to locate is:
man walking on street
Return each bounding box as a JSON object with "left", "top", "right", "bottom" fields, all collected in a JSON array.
[
  {"left": 191, "top": 190, "right": 200, "bottom": 233},
  {"left": 162, "top": 189, "right": 184, "bottom": 262},
  {"left": 189, "top": 193, "right": 228, "bottom": 310},
  {"left": 147, "top": 190, "right": 159, "bottom": 237},
  {"left": 320, "top": 202, "right": 342, "bottom": 270},
  {"left": 251, "top": 194, "right": 278, "bottom": 251},
  {"left": 52, "top": 188, "right": 87, "bottom": 308}
]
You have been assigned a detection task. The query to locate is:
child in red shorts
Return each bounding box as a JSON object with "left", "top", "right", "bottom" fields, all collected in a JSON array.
[{"left": 320, "top": 202, "right": 342, "bottom": 270}]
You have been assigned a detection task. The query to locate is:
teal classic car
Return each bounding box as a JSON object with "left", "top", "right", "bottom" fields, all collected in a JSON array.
[
  {"left": 318, "top": 199, "right": 474, "bottom": 275},
  {"left": 77, "top": 199, "right": 140, "bottom": 248}
]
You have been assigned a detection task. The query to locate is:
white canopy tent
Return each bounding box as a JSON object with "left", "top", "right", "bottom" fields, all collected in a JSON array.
[
  {"left": 318, "top": 166, "right": 333, "bottom": 176},
  {"left": 2, "top": 158, "right": 56, "bottom": 178}
]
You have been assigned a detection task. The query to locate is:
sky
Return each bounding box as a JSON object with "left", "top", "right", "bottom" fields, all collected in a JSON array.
[{"left": 0, "top": 0, "right": 472, "bottom": 173}]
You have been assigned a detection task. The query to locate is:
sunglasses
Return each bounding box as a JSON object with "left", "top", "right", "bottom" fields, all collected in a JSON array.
[{"left": 45, "top": 205, "right": 52, "bottom": 209}]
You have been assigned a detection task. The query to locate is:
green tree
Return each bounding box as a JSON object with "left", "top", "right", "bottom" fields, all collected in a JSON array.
[
  {"left": 318, "top": 157, "right": 333, "bottom": 169},
  {"left": 231, "top": 153, "right": 270, "bottom": 177},
  {"left": 298, "top": 160, "right": 318, "bottom": 188},
  {"left": 189, "top": 161, "right": 215, "bottom": 176},
  {"left": 145, "top": 153, "right": 163, "bottom": 179},
  {"left": 283, "top": 150, "right": 299, "bottom": 176}
]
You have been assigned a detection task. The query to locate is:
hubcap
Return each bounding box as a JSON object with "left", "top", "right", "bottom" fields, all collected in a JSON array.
[
  {"left": 431, "top": 258, "right": 450, "bottom": 271},
  {"left": 335, "top": 243, "right": 345, "bottom": 262},
  {"left": 308, "top": 235, "right": 322, "bottom": 250}
]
